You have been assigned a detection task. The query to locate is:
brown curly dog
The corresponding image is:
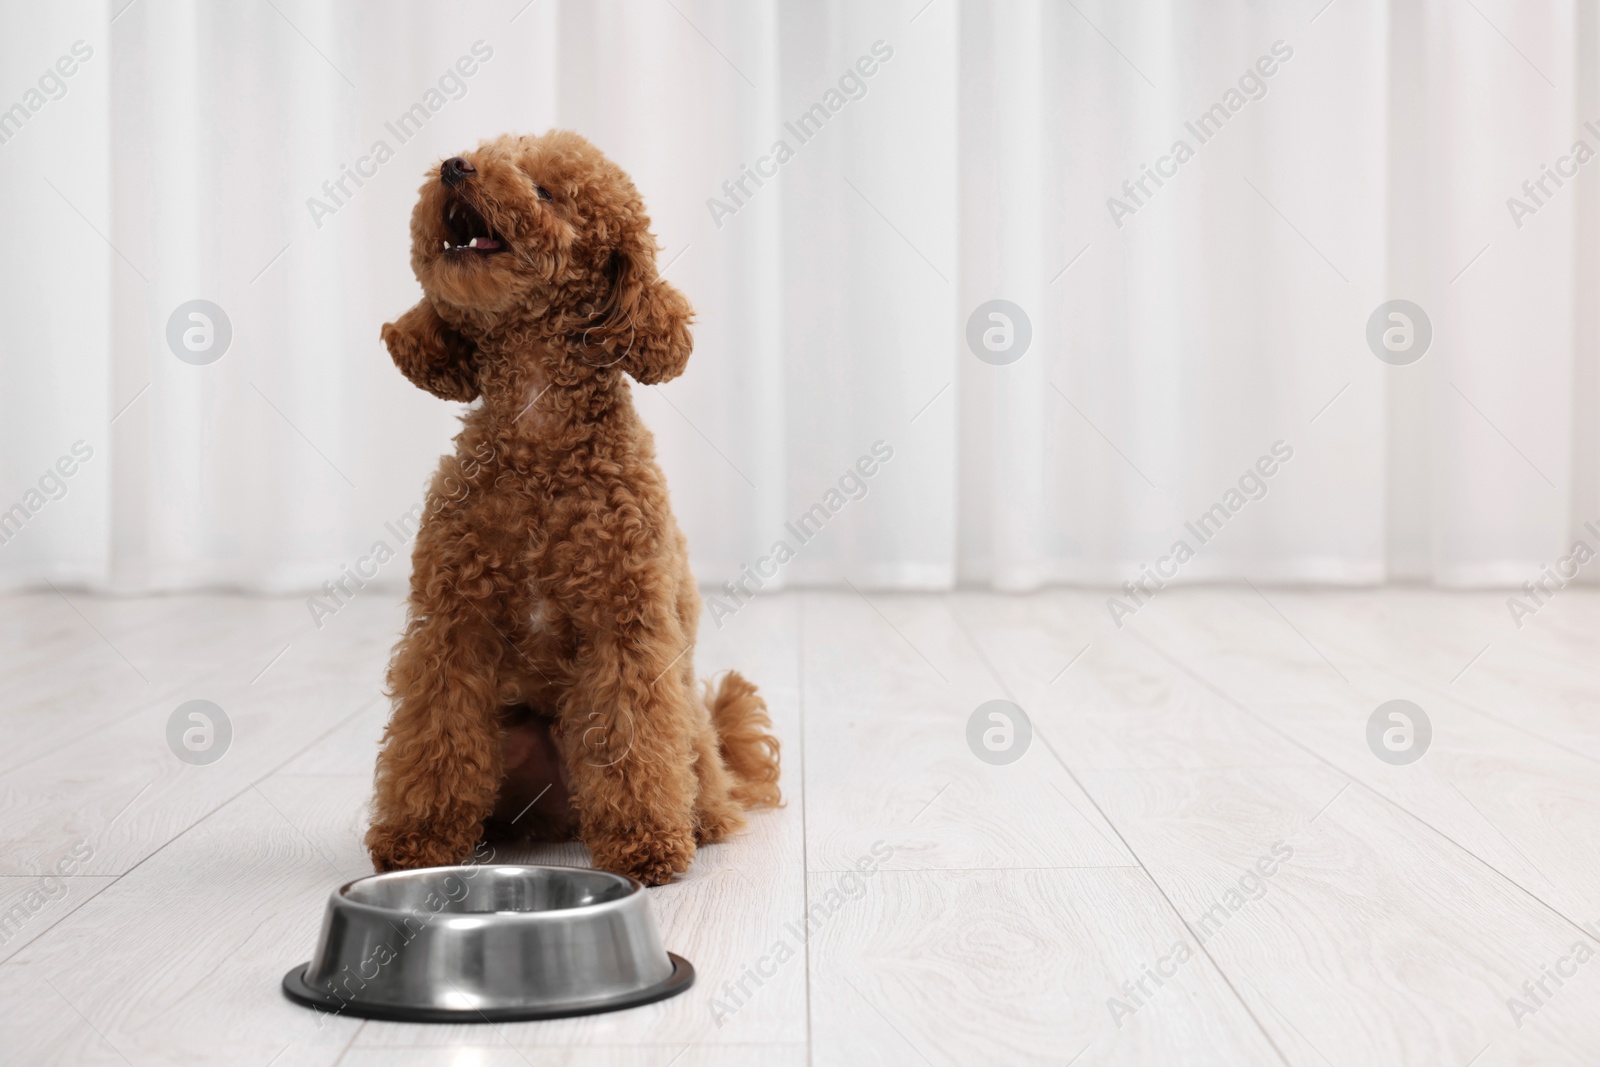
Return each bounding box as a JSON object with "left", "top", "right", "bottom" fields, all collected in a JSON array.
[{"left": 365, "top": 129, "right": 780, "bottom": 886}]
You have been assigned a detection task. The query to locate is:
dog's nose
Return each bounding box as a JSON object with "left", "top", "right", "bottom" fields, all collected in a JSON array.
[{"left": 441, "top": 157, "right": 475, "bottom": 186}]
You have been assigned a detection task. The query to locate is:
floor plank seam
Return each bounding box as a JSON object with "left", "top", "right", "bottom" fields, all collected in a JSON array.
[
  {"left": 13, "top": 692, "right": 383, "bottom": 966},
  {"left": 949, "top": 598, "right": 1297, "bottom": 1066},
  {"left": 808, "top": 865, "right": 1143, "bottom": 874},
  {"left": 0, "top": 614, "right": 314, "bottom": 780},
  {"left": 1131, "top": 626, "right": 1600, "bottom": 951},
  {"left": 798, "top": 593, "right": 814, "bottom": 1067},
  {"left": 1051, "top": 745, "right": 1296, "bottom": 1066},
  {"left": 329, "top": 1018, "right": 366, "bottom": 1065},
  {"left": 0, "top": 879, "right": 117, "bottom": 967},
  {"left": 1313, "top": 627, "right": 1600, "bottom": 769}
]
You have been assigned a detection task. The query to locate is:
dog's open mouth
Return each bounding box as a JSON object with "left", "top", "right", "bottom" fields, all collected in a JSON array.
[{"left": 441, "top": 195, "right": 507, "bottom": 256}]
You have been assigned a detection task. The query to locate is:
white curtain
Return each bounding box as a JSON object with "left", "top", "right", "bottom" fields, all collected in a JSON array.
[{"left": 1, "top": 0, "right": 1593, "bottom": 594}]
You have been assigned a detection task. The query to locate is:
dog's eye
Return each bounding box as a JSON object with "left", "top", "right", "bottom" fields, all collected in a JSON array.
[{"left": 535, "top": 185, "right": 552, "bottom": 202}]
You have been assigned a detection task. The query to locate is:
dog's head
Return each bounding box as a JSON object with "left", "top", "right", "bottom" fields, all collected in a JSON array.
[{"left": 405, "top": 129, "right": 692, "bottom": 386}]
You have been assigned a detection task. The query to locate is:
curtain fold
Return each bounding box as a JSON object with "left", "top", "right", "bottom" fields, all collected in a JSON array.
[{"left": 0, "top": 0, "right": 1592, "bottom": 594}]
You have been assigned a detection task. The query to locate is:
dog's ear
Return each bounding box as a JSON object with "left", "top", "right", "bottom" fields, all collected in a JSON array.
[
  {"left": 381, "top": 300, "right": 480, "bottom": 402},
  {"left": 587, "top": 234, "right": 693, "bottom": 385}
]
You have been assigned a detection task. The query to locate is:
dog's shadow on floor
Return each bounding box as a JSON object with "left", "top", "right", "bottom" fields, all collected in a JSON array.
[
  {"left": 463, "top": 836, "right": 753, "bottom": 891},
  {"left": 473, "top": 840, "right": 591, "bottom": 868}
]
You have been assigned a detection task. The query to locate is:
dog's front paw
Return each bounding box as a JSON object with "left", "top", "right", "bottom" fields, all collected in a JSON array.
[
  {"left": 588, "top": 827, "right": 696, "bottom": 886},
  {"left": 365, "top": 822, "right": 477, "bottom": 872}
]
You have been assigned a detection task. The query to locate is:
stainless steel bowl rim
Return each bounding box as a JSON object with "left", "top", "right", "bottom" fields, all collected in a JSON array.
[{"left": 328, "top": 864, "right": 649, "bottom": 921}]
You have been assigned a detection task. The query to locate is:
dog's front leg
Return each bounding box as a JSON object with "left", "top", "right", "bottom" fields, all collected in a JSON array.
[
  {"left": 559, "top": 626, "right": 700, "bottom": 886},
  {"left": 366, "top": 591, "right": 506, "bottom": 872}
]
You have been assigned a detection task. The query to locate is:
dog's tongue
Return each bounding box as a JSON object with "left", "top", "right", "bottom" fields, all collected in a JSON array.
[{"left": 472, "top": 237, "right": 501, "bottom": 251}]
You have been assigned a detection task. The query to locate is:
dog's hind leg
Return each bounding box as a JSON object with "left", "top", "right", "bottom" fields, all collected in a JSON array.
[
  {"left": 662, "top": 571, "right": 744, "bottom": 844},
  {"left": 688, "top": 685, "right": 746, "bottom": 845},
  {"left": 673, "top": 573, "right": 780, "bottom": 843}
]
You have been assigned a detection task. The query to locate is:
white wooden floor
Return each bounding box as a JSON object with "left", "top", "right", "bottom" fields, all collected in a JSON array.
[{"left": 3, "top": 586, "right": 1600, "bottom": 1065}]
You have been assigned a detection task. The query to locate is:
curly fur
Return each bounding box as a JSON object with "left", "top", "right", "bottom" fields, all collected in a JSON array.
[{"left": 365, "top": 130, "right": 781, "bottom": 885}]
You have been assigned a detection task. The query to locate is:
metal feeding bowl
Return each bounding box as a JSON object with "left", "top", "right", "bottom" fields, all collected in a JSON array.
[{"left": 281, "top": 865, "right": 693, "bottom": 1022}]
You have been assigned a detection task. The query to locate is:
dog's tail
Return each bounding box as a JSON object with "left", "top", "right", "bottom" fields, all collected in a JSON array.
[{"left": 705, "top": 671, "right": 782, "bottom": 809}]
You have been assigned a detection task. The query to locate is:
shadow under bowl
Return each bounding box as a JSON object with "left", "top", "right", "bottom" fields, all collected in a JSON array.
[{"left": 281, "top": 865, "right": 693, "bottom": 1022}]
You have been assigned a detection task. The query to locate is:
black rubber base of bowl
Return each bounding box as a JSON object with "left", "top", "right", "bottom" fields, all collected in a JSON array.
[{"left": 282, "top": 953, "right": 694, "bottom": 1023}]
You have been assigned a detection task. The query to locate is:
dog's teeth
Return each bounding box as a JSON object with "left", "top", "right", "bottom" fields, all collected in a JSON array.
[
  {"left": 468, "top": 238, "right": 479, "bottom": 248},
  {"left": 448, "top": 203, "right": 457, "bottom": 219},
  {"left": 442, "top": 240, "right": 449, "bottom": 251}
]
